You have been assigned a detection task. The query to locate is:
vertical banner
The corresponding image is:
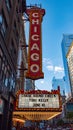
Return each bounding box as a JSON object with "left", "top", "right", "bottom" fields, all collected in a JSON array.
[{"left": 26, "top": 7, "right": 45, "bottom": 80}]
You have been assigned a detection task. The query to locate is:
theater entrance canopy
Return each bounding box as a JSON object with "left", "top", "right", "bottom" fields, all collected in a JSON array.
[{"left": 13, "top": 88, "right": 62, "bottom": 121}]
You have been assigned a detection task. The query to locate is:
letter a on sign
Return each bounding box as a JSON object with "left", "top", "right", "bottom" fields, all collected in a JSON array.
[{"left": 26, "top": 7, "right": 45, "bottom": 80}]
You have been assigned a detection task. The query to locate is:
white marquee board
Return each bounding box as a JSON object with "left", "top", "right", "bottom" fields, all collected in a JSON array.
[{"left": 18, "top": 94, "right": 60, "bottom": 108}]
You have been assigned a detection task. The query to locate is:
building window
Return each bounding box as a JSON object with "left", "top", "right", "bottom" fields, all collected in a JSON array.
[
  {"left": 10, "top": 73, "right": 16, "bottom": 91},
  {"left": 13, "top": 20, "right": 19, "bottom": 44},
  {"left": 0, "top": 14, "right": 2, "bottom": 26},
  {"left": 10, "top": 40, "right": 17, "bottom": 61},
  {"left": 13, "top": 21, "right": 16, "bottom": 31},
  {"left": 5, "top": 0, "right": 11, "bottom": 12},
  {"left": 0, "top": 48, "right": 2, "bottom": 70},
  {"left": 0, "top": 12, "right": 8, "bottom": 37},
  {"left": 4, "top": 72, "right": 9, "bottom": 87},
  {"left": 0, "top": 57, "right": 1, "bottom": 69},
  {"left": 0, "top": 46, "right": 16, "bottom": 92},
  {"left": 0, "top": 57, "right": 2, "bottom": 80}
]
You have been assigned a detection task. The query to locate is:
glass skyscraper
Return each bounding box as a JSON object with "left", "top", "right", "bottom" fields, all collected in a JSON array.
[
  {"left": 61, "top": 34, "right": 73, "bottom": 95},
  {"left": 67, "top": 42, "right": 73, "bottom": 97},
  {"left": 52, "top": 76, "right": 66, "bottom": 96}
]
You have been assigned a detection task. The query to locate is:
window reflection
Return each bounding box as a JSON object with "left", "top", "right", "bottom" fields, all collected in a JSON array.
[
  {"left": 5, "top": 0, "right": 11, "bottom": 12},
  {"left": 0, "top": 14, "right": 2, "bottom": 25},
  {"left": 0, "top": 11, "right": 7, "bottom": 36}
]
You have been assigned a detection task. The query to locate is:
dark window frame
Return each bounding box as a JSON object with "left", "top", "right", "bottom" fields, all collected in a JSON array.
[
  {"left": 5, "top": 0, "right": 11, "bottom": 12},
  {"left": 0, "top": 11, "right": 8, "bottom": 37}
]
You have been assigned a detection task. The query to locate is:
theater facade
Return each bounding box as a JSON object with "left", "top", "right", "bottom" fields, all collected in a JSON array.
[{"left": 13, "top": 87, "right": 62, "bottom": 124}]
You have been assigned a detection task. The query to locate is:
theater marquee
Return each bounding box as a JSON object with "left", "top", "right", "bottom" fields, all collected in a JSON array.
[
  {"left": 26, "top": 7, "right": 45, "bottom": 80},
  {"left": 15, "top": 89, "right": 62, "bottom": 112},
  {"left": 18, "top": 94, "right": 59, "bottom": 109}
]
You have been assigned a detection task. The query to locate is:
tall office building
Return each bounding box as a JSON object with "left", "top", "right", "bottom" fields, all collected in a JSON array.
[
  {"left": 67, "top": 42, "right": 73, "bottom": 97},
  {"left": 52, "top": 76, "right": 66, "bottom": 96},
  {"left": 52, "top": 76, "right": 66, "bottom": 103},
  {"left": 0, "top": 0, "right": 26, "bottom": 130},
  {"left": 61, "top": 34, "right": 73, "bottom": 96}
]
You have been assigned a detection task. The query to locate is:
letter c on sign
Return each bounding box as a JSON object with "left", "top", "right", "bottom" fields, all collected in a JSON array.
[
  {"left": 30, "top": 64, "right": 39, "bottom": 72},
  {"left": 31, "top": 35, "right": 39, "bottom": 41},
  {"left": 32, "top": 13, "right": 39, "bottom": 17}
]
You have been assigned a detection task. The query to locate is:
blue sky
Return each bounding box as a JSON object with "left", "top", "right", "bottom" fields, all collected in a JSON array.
[{"left": 25, "top": 0, "right": 73, "bottom": 91}]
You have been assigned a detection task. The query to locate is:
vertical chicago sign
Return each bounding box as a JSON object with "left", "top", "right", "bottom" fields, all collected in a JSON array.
[{"left": 26, "top": 7, "right": 45, "bottom": 79}]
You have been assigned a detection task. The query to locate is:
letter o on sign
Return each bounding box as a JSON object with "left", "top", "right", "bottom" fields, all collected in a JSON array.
[{"left": 30, "top": 64, "right": 39, "bottom": 72}]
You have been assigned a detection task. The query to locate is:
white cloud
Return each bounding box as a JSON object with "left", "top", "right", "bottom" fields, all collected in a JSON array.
[
  {"left": 54, "top": 66, "right": 64, "bottom": 72},
  {"left": 43, "top": 58, "right": 52, "bottom": 65},
  {"left": 46, "top": 64, "right": 64, "bottom": 73},
  {"left": 43, "top": 57, "right": 64, "bottom": 73},
  {"left": 46, "top": 65, "right": 53, "bottom": 71},
  {"left": 35, "top": 79, "right": 52, "bottom": 91},
  {"left": 40, "top": 80, "right": 44, "bottom": 84},
  {"left": 43, "top": 58, "right": 53, "bottom": 71}
]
